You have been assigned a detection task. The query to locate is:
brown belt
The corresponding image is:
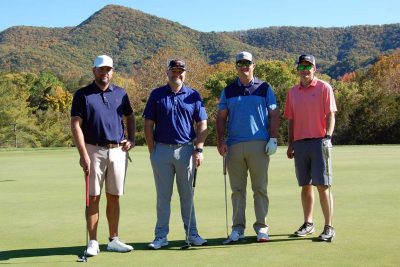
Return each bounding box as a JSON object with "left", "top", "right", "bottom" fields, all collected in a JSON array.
[{"left": 92, "top": 142, "right": 124, "bottom": 149}]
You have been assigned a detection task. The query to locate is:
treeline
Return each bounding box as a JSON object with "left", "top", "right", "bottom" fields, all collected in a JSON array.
[
  {"left": 1, "top": 48, "right": 399, "bottom": 148},
  {"left": 1, "top": 5, "right": 400, "bottom": 80}
]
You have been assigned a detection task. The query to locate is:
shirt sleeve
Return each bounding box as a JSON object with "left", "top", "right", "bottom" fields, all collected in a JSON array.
[
  {"left": 217, "top": 90, "right": 227, "bottom": 111},
  {"left": 284, "top": 91, "right": 293, "bottom": 120},
  {"left": 324, "top": 83, "right": 337, "bottom": 114},
  {"left": 70, "top": 90, "right": 85, "bottom": 118},
  {"left": 266, "top": 84, "right": 278, "bottom": 111},
  {"left": 193, "top": 92, "right": 208, "bottom": 122},
  {"left": 122, "top": 93, "right": 134, "bottom": 116},
  {"left": 142, "top": 91, "right": 156, "bottom": 121}
]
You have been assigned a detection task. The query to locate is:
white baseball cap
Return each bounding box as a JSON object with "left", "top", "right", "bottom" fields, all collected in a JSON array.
[{"left": 93, "top": 55, "right": 113, "bottom": 68}]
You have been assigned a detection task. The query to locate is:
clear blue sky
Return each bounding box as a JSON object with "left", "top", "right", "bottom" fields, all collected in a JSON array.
[{"left": 1, "top": 0, "right": 399, "bottom": 32}]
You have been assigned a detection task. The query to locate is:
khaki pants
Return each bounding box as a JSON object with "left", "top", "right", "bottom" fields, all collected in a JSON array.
[{"left": 227, "top": 140, "right": 269, "bottom": 234}]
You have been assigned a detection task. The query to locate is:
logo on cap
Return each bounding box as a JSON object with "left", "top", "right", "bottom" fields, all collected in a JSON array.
[
  {"left": 298, "top": 54, "right": 316, "bottom": 66},
  {"left": 168, "top": 59, "right": 186, "bottom": 70},
  {"left": 236, "top": 51, "right": 253, "bottom": 62}
]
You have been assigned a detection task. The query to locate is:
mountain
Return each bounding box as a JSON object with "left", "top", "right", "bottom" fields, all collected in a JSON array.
[{"left": 0, "top": 4, "right": 399, "bottom": 79}]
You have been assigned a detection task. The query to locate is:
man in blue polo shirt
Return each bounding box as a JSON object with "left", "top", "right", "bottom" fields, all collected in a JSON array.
[
  {"left": 216, "top": 51, "right": 280, "bottom": 244},
  {"left": 143, "top": 58, "right": 208, "bottom": 249},
  {"left": 71, "top": 55, "right": 135, "bottom": 256}
]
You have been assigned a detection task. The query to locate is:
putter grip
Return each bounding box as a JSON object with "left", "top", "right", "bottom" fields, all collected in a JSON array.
[
  {"left": 193, "top": 168, "right": 197, "bottom": 188},
  {"left": 85, "top": 174, "right": 89, "bottom": 207},
  {"left": 223, "top": 155, "right": 227, "bottom": 175}
]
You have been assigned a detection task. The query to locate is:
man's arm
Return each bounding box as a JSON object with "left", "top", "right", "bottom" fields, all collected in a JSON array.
[
  {"left": 144, "top": 119, "right": 155, "bottom": 153},
  {"left": 286, "top": 119, "right": 294, "bottom": 159},
  {"left": 195, "top": 120, "right": 207, "bottom": 149},
  {"left": 326, "top": 112, "right": 336, "bottom": 137},
  {"left": 123, "top": 113, "right": 136, "bottom": 151},
  {"left": 269, "top": 108, "right": 280, "bottom": 138},
  {"left": 193, "top": 120, "right": 207, "bottom": 167},
  {"left": 71, "top": 116, "right": 90, "bottom": 175},
  {"left": 216, "top": 109, "right": 228, "bottom": 156}
]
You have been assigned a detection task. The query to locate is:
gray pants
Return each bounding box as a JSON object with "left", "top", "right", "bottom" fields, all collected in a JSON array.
[
  {"left": 227, "top": 140, "right": 269, "bottom": 234},
  {"left": 150, "top": 143, "right": 198, "bottom": 238}
]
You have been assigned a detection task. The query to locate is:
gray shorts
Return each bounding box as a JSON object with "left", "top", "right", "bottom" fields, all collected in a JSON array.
[{"left": 293, "top": 138, "right": 332, "bottom": 186}]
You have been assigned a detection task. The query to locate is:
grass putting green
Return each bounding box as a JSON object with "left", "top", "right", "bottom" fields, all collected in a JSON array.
[{"left": 0, "top": 145, "right": 399, "bottom": 266}]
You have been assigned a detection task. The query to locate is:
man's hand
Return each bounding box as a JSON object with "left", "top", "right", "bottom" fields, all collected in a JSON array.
[
  {"left": 322, "top": 137, "right": 332, "bottom": 158},
  {"left": 122, "top": 139, "right": 135, "bottom": 152},
  {"left": 265, "top": 138, "right": 278, "bottom": 156},
  {"left": 80, "top": 155, "right": 90, "bottom": 176}
]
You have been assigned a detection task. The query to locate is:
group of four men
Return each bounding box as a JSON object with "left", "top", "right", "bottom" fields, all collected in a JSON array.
[{"left": 70, "top": 51, "right": 337, "bottom": 256}]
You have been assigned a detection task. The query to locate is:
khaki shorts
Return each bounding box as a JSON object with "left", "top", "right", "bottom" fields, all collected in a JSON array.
[{"left": 86, "top": 143, "right": 128, "bottom": 196}]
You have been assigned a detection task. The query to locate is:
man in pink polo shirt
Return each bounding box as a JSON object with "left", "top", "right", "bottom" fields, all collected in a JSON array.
[{"left": 284, "top": 54, "right": 337, "bottom": 242}]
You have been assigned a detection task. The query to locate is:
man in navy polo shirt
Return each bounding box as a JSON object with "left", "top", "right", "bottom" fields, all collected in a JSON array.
[
  {"left": 143, "top": 58, "right": 208, "bottom": 249},
  {"left": 71, "top": 55, "right": 135, "bottom": 256},
  {"left": 216, "top": 51, "right": 280, "bottom": 244}
]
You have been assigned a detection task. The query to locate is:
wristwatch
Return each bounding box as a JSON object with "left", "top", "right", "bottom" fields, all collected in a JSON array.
[
  {"left": 324, "top": 134, "right": 332, "bottom": 139},
  {"left": 194, "top": 148, "right": 203, "bottom": 153}
]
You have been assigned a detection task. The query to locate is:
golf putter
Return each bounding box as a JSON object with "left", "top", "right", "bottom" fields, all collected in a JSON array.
[
  {"left": 77, "top": 174, "right": 89, "bottom": 262},
  {"left": 323, "top": 140, "right": 334, "bottom": 242},
  {"left": 181, "top": 167, "right": 197, "bottom": 250},
  {"left": 223, "top": 154, "right": 229, "bottom": 238}
]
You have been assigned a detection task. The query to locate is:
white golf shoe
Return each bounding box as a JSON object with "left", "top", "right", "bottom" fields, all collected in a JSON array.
[
  {"left": 86, "top": 240, "right": 100, "bottom": 256},
  {"left": 107, "top": 237, "right": 134, "bottom": 252},
  {"left": 257, "top": 227, "right": 270, "bottom": 242}
]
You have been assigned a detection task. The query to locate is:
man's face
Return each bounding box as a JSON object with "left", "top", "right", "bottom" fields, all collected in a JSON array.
[
  {"left": 167, "top": 68, "right": 186, "bottom": 87},
  {"left": 297, "top": 61, "right": 315, "bottom": 80},
  {"left": 236, "top": 60, "right": 255, "bottom": 79},
  {"left": 93, "top": 66, "right": 113, "bottom": 86}
]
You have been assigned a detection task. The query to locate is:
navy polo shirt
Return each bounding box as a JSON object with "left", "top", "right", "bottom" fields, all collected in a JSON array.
[
  {"left": 71, "top": 82, "right": 134, "bottom": 145},
  {"left": 142, "top": 84, "right": 208, "bottom": 144}
]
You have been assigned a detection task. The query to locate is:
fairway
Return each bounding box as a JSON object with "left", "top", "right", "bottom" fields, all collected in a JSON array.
[{"left": 0, "top": 146, "right": 399, "bottom": 266}]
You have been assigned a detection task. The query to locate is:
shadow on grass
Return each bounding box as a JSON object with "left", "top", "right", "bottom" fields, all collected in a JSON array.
[
  {"left": 133, "top": 234, "right": 317, "bottom": 251},
  {"left": 0, "top": 245, "right": 85, "bottom": 261},
  {"left": 0, "top": 235, "right": 317, "bottom": 260},
  {"left": 0, "top": 180, "right": 16, "bottom": 182}
]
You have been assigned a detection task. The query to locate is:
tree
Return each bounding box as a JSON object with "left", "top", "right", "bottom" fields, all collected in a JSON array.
[{"left": 0, "top": 74, "right": 40, "bottom": 147}]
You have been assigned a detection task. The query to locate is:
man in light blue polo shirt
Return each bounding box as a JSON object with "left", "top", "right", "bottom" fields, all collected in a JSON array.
[
  {"left": 216, "top": 51, "right": 280, "bottom": 244},
  {"left": 143, "top": 58, "right": 208, "bottom": 249}
]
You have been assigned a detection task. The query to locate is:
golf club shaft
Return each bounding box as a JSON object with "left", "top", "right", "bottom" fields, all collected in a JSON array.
[
  {"left": 223, "top": 154, "right": 229, "bottom": 238},
  {"left": 85, "top": 174, "right": 89, "bottom": 258},
  {"left": 183, "top": 167, "right": 197, "bottom": 248},
  {"left": 326, "top": 147, "right": 333, "bottom": 227}
]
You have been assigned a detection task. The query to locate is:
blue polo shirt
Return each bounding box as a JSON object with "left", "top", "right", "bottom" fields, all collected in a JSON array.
[
  {"left": 218, "top": 77, "right": 278, "bottom": 146},
  {"left": 142, "top": 84, "right": 208, "bottom": 144},
  {"left": 71, "top": 82, "right": 134, "bottom": 145}
]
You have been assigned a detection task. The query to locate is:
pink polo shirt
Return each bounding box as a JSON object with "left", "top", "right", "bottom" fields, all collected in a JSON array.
[{"left": 284, "top": 77, "right": 337, "bottom": 141}]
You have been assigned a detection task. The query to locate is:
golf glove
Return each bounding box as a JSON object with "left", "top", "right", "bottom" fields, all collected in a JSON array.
[
  {"left": 322, "top": 138, "right": 333, "bottom": 158},
  {"left": 265, "top": 138, "right": 278, "bottom": 156}
]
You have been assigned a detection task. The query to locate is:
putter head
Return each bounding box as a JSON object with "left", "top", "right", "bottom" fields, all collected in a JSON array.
[
  {"left": 77, "top": 255, "right": 88, "bottom": 262},
  {"left": 180, "top": 243, "right": 191, "bottom": 250},
  {"left": 77, "top": 250, "right": 88, "bottom": 262}
]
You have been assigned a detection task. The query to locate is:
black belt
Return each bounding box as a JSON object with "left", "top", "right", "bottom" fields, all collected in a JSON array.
[
  {"left": 159, "top": 142, "right": 193, "bottom": 147},
  {"left": 90, "top": 142, "right": 124, "bottom": 148},
  {"left": 298, "top": 138, "right": 321, "bottom": 141}
]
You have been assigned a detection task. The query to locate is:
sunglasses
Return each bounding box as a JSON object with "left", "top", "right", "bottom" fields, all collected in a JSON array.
[
  {"left": 297, "top": 65, "right": 313, "bottom": 71},
  {"left": 236, "top": 61, "right": 253, "bottom": 68}
]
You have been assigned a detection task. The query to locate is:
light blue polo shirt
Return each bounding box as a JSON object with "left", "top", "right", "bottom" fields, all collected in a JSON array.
[{"left": 218, "top": 77, "right": 278, "bottom": 146}]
